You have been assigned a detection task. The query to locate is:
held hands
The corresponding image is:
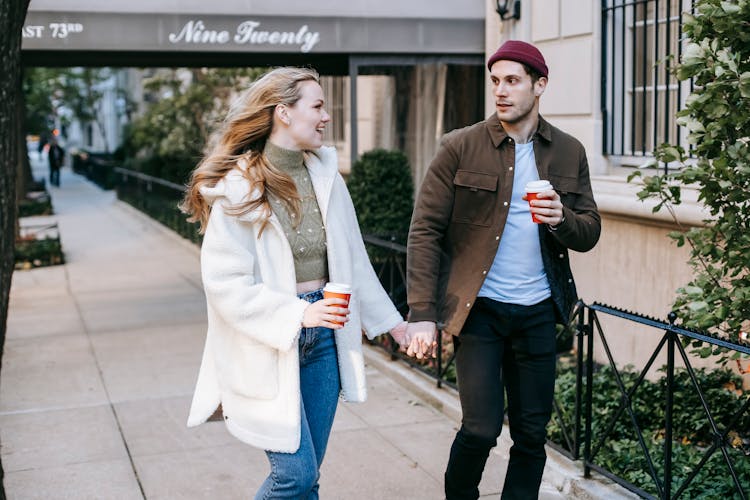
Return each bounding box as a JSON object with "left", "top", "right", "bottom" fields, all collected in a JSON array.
[
  {"left": 389, "top": 321, "right": 409, "bottom": 347},
  {"left": 405, "top": 321, "right": 438, "bottom": 359},
  {"left": 523, "top": 189, "right": 564, "bottom": 227},
  {"left": 302, "top": 298, "right": 350, "bottom": 329}
]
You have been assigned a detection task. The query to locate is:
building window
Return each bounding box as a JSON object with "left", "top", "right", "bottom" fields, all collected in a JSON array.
[
  {"left": 320, "top": 76, "right": 346, "bottom": 143},
  {"left": 602, "top": 0, "right": 693, "bottom": 159}
]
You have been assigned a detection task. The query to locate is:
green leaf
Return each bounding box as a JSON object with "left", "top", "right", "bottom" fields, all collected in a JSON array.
[
  {"left": 720, "top": 1, "right": 741, "bottom": 14},
  {"left": 739, "top": 72, "right": 750, "bottom": 98},
  {"left": 687, "top": 301, "right": 709, "bottom": 312}
]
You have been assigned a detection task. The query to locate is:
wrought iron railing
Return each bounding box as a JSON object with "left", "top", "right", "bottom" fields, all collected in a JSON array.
[
  {"left": 113, "top": 167, "right": 201, "bottom": 245},
  {"left": 576, "top": 304, "right": 749, "bottom": 499}
]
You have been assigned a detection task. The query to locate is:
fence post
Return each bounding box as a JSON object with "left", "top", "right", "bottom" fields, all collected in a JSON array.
[
  {"left": 584, "top": 306, "right": 595, "bottom": 478},
  {"left": 436, "top": 327, "right": 443, "bottom": 389},
  {"left": 665, "top": 312, "right": 677, "bottom": 500},
  {"left": 574, "top": 301, "right": 586, "bottom": 460}
]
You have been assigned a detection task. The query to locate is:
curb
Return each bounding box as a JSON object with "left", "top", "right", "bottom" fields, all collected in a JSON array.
[{"left": 363, "top": 345, "right": 639, "bottom": 499}]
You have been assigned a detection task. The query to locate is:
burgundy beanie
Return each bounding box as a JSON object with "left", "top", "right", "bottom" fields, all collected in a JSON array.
[{"left": 487, "top": 40, "right": 549, "bottom": 78}]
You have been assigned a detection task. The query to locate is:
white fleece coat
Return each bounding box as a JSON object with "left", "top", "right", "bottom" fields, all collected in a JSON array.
[{"left": 187, "top": 146, "right": 403, "bottom": 452}]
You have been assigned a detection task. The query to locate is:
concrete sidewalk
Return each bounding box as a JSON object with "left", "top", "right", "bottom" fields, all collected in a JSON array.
[{"left": 1, "top": 159, "right": 632, "bottom": 499}]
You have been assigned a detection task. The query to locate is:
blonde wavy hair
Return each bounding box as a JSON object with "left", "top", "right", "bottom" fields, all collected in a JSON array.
[{"left": 180, "top": 67, "right": 321, "bottom": 234}]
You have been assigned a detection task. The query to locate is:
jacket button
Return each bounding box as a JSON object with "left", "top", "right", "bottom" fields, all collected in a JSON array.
[
  {"left": 482, "top": 270, "right": 487, "bottom": 275},
  {"left": 559, "top": 254, "right": 564, "bottom": 259},
  {"left": 466, "top": 302, "right": 471, "bottom": 307},
  {"left": 495, "top": 236, "right": 500, "bottom": 240},
  {"left": 509, "top": 167, "right": 513, "bottom": 171},
  {"left": 568, "top": 278, "right": 573, "bottom": 283},
  {"left": 503, "top": 202, "right": 508, "bottom": 207}
]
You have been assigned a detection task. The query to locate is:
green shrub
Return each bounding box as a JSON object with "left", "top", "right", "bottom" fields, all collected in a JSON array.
[
  {"left": 549, "top": 363, "right": 750, "bottom": 497},
  {"left": 18, "top": 196, "right": 53, "bottom": 217},
  {"left": 347, "top": 149, "right": 414, "bottom": 254},
  {"left": 14, "top": 237, "right": 64, "bottom": 269}
]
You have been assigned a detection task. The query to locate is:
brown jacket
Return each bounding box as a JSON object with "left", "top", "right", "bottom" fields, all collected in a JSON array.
[{"left": 407, "top": 114, "right": 601, "bottom": 336}]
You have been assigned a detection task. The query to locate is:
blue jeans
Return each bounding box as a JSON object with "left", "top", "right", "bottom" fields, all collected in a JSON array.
[{"left": 255, "top": 289, "right": 341, "bottom": 500}]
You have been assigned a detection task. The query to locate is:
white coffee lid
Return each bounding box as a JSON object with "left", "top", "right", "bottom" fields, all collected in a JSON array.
[
  {"left": 324, "top": 282, "right": 352, "bottom": 293},
  {"left": 524, "top": 180, "right": 553, "bottom": 192}
]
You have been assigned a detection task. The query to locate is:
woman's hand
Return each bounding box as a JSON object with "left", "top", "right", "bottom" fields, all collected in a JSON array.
[
  {"left": 388, "top": 321, "right": 409, "bottom": 349},
  {"left": 302, "top": 298, "right": 350, "bottom": 329}
]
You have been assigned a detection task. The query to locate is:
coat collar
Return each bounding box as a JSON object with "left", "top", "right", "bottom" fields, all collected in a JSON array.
[
  {"left": 304, "top": 146, "right": 338, "bottom": 224},
  {"left": 222, "top": 146, "right": 339, "bottom": 226},
  {"left": 485, "top": 112, "right": 553, "bottom": 148}
]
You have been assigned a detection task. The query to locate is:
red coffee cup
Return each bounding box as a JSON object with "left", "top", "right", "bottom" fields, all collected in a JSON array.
[
  {"left": 323, "top": 282, "right": 352, "bottom": 326},
  {"left": 524, "top": 180, "right": 553, "bottom": 224}
]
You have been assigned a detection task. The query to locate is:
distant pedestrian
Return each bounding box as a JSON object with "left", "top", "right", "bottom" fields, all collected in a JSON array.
[
  {"left": 47, "top": 138, "right": 64, "bottom": 187},
  {"left": 37, "top": 133, "right": 47, "bottom": 160},
  {"left": 180, "top": 67, "right": 409, "bottom": 499},
  {"left": 405, "top": 40, "right": 601, "bottom": 499}
]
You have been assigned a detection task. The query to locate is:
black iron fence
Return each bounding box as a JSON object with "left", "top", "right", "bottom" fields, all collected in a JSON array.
[
  {"left": 72, "top": 151, "right": 118, "bottom": 189},
  {"left": 113, "top": 167, "right": 202, "bottom": 245},
  {"left": 108, "top": 170, "right": 748, "bottom": 498},
  {"left": 571, "top": 303, "right": 749, "bottom": 499}
]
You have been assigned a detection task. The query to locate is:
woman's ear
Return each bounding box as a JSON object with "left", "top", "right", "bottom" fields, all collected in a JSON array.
[{"left": 275, "top": 104, "right": 290, "bottom": 126}]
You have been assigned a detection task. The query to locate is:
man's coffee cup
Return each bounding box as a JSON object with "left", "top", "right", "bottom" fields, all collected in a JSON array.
[
  {"left": 323, "top": 283, "right": 352, "bottom": 326},
  {"left": 524, "top": 180, "right": 554, "bottom": 224}
]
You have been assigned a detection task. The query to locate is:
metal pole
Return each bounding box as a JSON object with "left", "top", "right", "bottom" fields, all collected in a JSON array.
[
  {"left": 574, "top": 303, "right": 585, "bottom": 460},
  {"left": 584, "top": 307, "right": 595, "bottom": 478},
  {"left": 348, "top": 57, "right": 359, "bottom": 168},
  {"left": 436, "top": 327, "right": 443, "bottom": 389},
  {"left": 665, "top": 313, "right": 677, "bottom": 499}
]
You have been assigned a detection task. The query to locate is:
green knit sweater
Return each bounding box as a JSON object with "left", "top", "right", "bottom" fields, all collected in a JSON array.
[{"left": 264, "top": 141, "right": 329, "bottom": 283}]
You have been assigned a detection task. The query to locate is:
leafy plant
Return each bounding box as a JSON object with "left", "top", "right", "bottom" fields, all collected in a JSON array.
[
  {"left": 14, "top": 237, "right": 64, "bottom": 269},
  {"left": 627, "top": 0, "right": 750, "bottom": 357},
  {"left": 18, "top": 196, "right": 52, "bottom": 217},
  {"left": 548, "top": 363, "right": 750, "bottom": 498},
  {"left": 347, "top": 149, "right": 414, "bottom": 251},
  {"left": 122, "top": 67, "right": 264, "bottom": 185}
]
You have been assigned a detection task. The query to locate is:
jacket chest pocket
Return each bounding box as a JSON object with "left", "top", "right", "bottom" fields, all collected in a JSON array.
[
  {"left": 549, "top": 175, "right": 581, "bottom": 208},
  {"left": 451, "top": 170, "right": 498, "bottom": 227}
]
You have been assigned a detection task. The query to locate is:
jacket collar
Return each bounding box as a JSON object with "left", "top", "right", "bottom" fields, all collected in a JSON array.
[
  {"left": 485, "top": 112, "right": 553, "bottom": 148},
  {"left": 304, "top": 146, "right": 338, "bottom": 224},
  {"left": 212, "top": 146, "right": 339, "bottom": 226}
]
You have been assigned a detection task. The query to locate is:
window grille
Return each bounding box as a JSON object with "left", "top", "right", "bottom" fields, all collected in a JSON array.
[{"left": 602, "top": 0, "right": 693, "bottom": 158}]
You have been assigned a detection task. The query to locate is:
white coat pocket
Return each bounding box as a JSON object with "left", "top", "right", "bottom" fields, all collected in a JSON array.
[{"left": 229, "top": 341, "right": 279, "bottom": 400}]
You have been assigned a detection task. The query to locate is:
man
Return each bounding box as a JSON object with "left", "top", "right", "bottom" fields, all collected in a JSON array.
[
  {"left": 47, "top": 137, "right": 64, "bottom": 187},
  {"left": 405, "top": 40, "right": 601, "bottom": 499}
]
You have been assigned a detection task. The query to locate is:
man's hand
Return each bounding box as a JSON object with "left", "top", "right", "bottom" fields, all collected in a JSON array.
[
  {"left": 405, "top": 321, "right": 438, "bottom": 359},
  {"left": 525, "top": 189, "right": 564, "bottom": 227}
]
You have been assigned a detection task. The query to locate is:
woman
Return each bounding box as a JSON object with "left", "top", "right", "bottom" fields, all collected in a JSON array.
[{"left": 181, "top": 67, "right": 409, "bottom": 499}]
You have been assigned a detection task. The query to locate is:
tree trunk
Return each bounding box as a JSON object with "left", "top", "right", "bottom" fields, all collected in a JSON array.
[
  {"left": 16, "top": 84, "right": 33, "bottom": 201},
  {"left": 0, "top": 0, "right": 30, "bottom": 495}
]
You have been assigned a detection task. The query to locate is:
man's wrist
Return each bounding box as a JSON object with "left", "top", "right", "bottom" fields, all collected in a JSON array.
[{"left": 548, "top": 215, "right": 566, "bottom": 231}]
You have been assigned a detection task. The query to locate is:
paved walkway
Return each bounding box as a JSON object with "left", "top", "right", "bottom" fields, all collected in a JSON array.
[{"left": 1, "top": 158, "right": 633, "bottom": 499}]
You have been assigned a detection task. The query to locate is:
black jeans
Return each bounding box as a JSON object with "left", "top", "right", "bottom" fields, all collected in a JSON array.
[{"left": 445, "top": 297, "right": 557, "bottom": 500}]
